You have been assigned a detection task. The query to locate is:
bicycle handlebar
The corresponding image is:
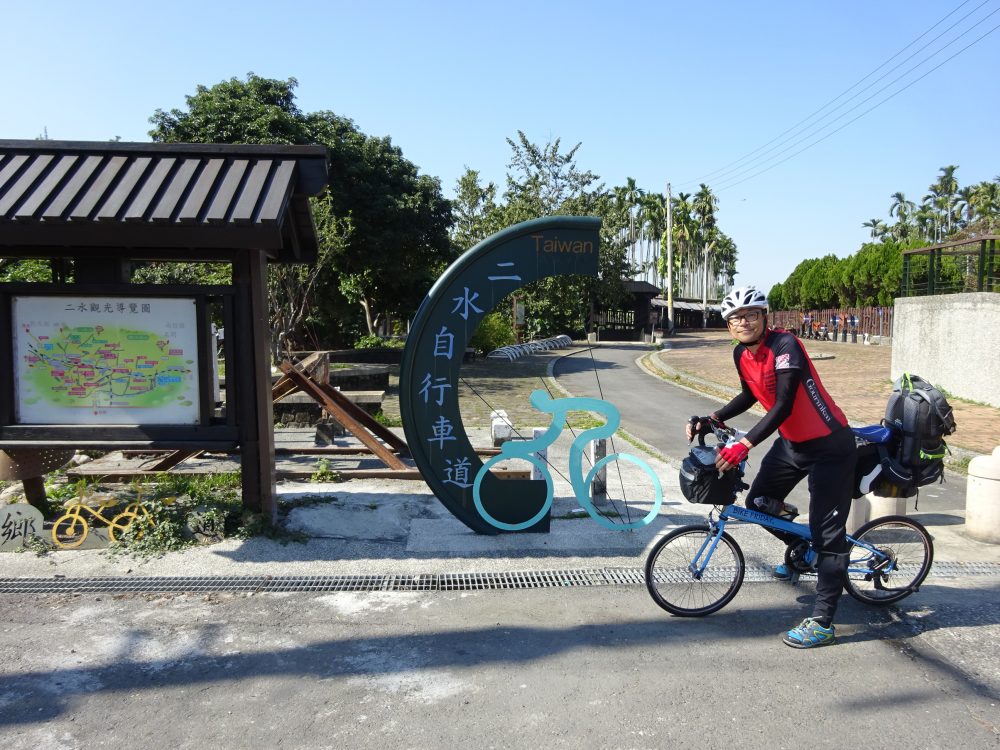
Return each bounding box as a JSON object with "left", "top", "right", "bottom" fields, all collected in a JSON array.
[{"left": 688, "top": 416, "right": 737, "bottom": 447}]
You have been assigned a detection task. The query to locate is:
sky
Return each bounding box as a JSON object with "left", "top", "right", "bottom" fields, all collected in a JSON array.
[{"left": 4, "top": 0, "right": 999, "bottom": 293}]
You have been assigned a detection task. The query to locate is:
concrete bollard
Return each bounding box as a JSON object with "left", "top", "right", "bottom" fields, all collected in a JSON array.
[
  {"left": 590, "top": 438, "right": 607, "bottom": 502},
  {"left": 847, "top": 492, "right": 907, "bottom": 533},
  {"left": 846, "top": 495, "right": 869, "bottom": 534},
  {"left": 966, "top": 446, "right": 1000, "bottom": 544},
  {"left": 490, "top": 410, "right": 512, "bottom": 446},
  {"left": 868, "top": 493, "right": 907, "bottom": 519}
]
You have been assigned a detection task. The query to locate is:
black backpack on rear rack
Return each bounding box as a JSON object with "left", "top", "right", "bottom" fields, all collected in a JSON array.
[{"left": 855, "top": 373, "right": 957, "bottom": 505}]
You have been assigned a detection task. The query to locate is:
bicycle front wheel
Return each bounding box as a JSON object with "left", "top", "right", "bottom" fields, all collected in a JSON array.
[
  {"left": 645, "top": 526, "right": 745, "bottom": 617},
  {"left": 52, "top": 512, "right": 89, "bottom": 549},
  {"left": 845, "top": 515, "right": 933, "bottom": 605}
]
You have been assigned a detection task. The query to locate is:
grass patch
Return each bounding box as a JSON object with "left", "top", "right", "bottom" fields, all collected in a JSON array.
[
  {"left": 27, "top": 471, "right": 310, "bottom": 559},
  {"left": 310, "top": 458, "right": 342, "bottom": 483},
  {"left": 945, "top": 454, "right": 972, "bottom": 475},
  {"left": 614, "top": 430, "right": 663, "bottom": 461},
  {"left": 565, "top": 411, "right": 605, "bottom": 430},
  {"left": 373, "top": 409, "right": 403, "bottom": 428}
]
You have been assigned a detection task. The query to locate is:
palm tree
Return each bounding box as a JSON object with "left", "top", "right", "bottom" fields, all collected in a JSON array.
[
  {"left": 862, "top": 218, "right": 887, "bottom": 240},
  {"left": 956, "top": 186, "right": 977, "bottom": 228},
  {"left": 888, "top": 191, "right": 916, "bottom": 238},
  {"left": 971, "top": 181, "right": 1000, "bottom": 226},
  {"left": 669, "top": 191, "right": 697, "bottom": 285},
  {"left": 692, "top": 184, "right": 720, "bottom": 327},
  {"left": 914, "top": 203, "right": 937, "bottom": 243},
  {"left": 927, "top": 165, "right": 960, "bottom": 237},
  {"left": 638, "top": 194, "right": 666, "bottom": 284}
]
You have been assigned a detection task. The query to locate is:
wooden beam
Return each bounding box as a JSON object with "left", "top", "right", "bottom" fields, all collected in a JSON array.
[
  {"left": 66, "top": 466, "right": 426, "bottom": 482},
  {"left": 271, "top": 351, "right": 324, "bottom": 402},
  {"left": 278, "top": 362, "right": 408, "bottom": 471},
  {"left": 120, "top": 445, "right": 500, "bottom": 458},
  {"left": 315, "top": 381, "right": 409, "bottom": 454},
  {"left": 143, "top": 450, "right": 203, "bottom": 471}
]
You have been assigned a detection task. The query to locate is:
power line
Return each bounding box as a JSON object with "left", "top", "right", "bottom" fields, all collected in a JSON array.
[
  {"left": 680, "top": 0, "right": 997, "bottom": 189},
  {"left": 690, "top": 0, "right": 983, "bottom": 185},
  {"left": 711, "top": 19, "right": 1000, "bottom": 193},
  {"left": 696, "top": 0, "right": 996, "bottom": 187},
  {"left": 710, "top": 6, "right": 1000, "bottom": 191}
]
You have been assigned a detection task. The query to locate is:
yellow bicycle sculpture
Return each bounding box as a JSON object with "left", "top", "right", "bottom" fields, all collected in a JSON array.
[{"left": 51, "top": 489, "right": 152, "bottom": 549}]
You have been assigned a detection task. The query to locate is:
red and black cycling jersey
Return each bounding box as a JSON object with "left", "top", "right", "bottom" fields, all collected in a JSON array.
[{"left": 720, "top": 329, "right": 848, "bottom": 444}]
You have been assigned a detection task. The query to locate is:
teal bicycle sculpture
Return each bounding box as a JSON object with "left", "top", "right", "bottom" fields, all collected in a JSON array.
[{"left": 472, "top": 389, "right": 663, "bottom": 532}]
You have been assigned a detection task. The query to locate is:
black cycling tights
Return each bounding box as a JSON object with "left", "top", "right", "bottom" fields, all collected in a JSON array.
[{"left": 745, "top": 428, "right": 857, "bottom": 622}]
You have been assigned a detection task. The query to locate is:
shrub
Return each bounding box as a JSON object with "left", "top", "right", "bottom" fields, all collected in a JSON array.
[
  {"left": 355, "top": 334, "right": 405, "bottom": 350},
  {"left": 469, "top": 312, "right": 515, "bottom": 355}
]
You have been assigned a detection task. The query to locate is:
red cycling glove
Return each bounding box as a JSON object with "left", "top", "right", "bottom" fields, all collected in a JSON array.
[{"left": 718, "top": 442, "right": 749, "bottom": 467}]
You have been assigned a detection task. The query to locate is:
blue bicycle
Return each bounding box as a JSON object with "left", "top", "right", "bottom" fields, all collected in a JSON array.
[{"left": 645, "top": 424, "right": 934, "bottom": 616}]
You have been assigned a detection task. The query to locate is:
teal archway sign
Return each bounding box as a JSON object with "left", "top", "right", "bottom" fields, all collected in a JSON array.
[{"left": 400, "top": 216, "right": 601, "bottom": 534}]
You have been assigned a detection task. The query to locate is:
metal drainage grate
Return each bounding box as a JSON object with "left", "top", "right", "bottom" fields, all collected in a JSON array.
[
  {"left": 0, "top": 561, "right": 995, "bottom": 595},
  {"left": 0, "top": 569, "right": 642, "bottom": 595}
]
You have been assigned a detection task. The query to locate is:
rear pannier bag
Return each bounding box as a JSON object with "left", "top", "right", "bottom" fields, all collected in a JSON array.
[{"left": 877, "top": 373, "right": 957, "bottom": 498}]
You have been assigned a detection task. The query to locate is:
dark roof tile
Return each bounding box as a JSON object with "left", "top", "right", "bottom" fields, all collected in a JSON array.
[{"left": 0, "top": 140, "right": 328, "bottom": 262}]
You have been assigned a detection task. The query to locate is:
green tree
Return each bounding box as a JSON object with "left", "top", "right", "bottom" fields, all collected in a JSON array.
[
  {"left": 782, "top": 258, "right": 818, "bottom": 309},
  {"left": 489, "top": 132, "right": 628, "bottom": 338},
  {"left": 150, "top": 74, "right": 454, "bottom": 345},
  {"left": 0, "top": 259, "right": 52, "bottom": 282},
  {"left": 451, "top": 168, "right": 499, "bottom": 252},
  {"left": 150, "top": 74, "right": 311, "bottom": 145},
  {"left": 767, "top": 281, "right": 786, "bottom": 311},
  {"left": 799, "top": 254, "right": 841, "bottom": 308},
  {"left": 309, "top": 110, "right": 454, "bottom": 335}
]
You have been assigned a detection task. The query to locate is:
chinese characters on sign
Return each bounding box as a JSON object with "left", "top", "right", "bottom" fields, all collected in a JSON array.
[
  {"left": 0, "top": 505, "right": 45, "bottom": 552},
  {"left": 13, "top": 296, "right": 201, "bottom": 425},
  {"left": 399, "top": 217, "right": 602, "bottom": 534}
]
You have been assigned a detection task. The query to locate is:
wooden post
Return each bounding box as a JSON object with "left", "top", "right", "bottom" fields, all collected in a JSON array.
[
  {"left": 979, "top": 239, "right": 987, "bottom": 292},
  {"left": 233, "top": 251, "right": 277, "bottom": 521},
  {"left": 21, "top": 476, "right": 47, "bottom": 509}
]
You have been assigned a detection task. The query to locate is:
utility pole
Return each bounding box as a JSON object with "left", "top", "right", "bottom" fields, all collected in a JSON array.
[
  {"left": 702, "top": 240, "right": 715, "bottom": 329},
  {"left": 665, "top": 182, "right": 674, "bottom": 335}
]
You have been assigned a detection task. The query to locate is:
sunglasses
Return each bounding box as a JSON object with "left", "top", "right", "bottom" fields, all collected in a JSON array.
[{"left": 727, "top": 311, "right": 762, "bottom": 325}]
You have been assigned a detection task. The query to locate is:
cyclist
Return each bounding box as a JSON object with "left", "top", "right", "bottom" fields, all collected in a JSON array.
[{"left": 686, "top": 285, "right": 857, "bottom": 649}]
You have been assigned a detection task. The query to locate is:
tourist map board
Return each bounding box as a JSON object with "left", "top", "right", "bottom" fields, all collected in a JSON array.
[{"left": 13, "top": 296, "right": 200, "bottom": 425}]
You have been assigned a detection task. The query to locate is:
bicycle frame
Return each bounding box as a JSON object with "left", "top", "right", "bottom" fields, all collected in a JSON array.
[{"left": 690, "top": 503, "right": 897, "bottom": 582}]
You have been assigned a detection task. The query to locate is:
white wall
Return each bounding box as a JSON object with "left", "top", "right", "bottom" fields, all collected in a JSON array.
[{"left": 891, "top": 293, "right": 1000, "bottom": 407}]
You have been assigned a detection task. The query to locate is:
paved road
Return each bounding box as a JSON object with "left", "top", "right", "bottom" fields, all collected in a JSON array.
[
  {"left": 3, "top": 579, "right": 998, "bottom": 749},
  {"left": 552, "top": 342, "right": 968, "bottom": 520}
]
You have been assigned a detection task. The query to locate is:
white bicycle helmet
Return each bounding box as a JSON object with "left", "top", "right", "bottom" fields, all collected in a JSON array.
[{"left": 720, "top": 285, "right": 768, "bottom": 321}]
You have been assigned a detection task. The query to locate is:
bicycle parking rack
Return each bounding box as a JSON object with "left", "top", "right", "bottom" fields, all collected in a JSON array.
[{"left": 486, "top": 335, "right": 573, "bottom": 361}]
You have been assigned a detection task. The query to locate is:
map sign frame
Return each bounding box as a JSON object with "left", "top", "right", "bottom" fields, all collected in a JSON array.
[{"left": 12, "top": 295, "right": 201, "bottom": 425}]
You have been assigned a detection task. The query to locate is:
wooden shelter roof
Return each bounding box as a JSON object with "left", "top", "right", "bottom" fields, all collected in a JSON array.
[
  {"left": 622, "top": 279, "right": 661, "bottom": 296},
  {"left": 0, "top": 140, "right": 329, "bottom": 262}
]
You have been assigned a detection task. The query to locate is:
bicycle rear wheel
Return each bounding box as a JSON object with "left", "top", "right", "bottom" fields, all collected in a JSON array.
[
  {"left": 845, "top": 515, "right": 933, "bottom": 605},
  {"left": 645, "top": 526, "right": 745, "bottom": 616}
]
